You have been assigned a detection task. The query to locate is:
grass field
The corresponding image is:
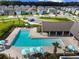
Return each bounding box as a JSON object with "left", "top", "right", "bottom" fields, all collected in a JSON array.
[
  {"left": 39, "top": 17, "right": 72, "bottom": 22},
  {"left": 0, "top": 18, "right": 25, "bottom": 37},
  {"left": 0, "top": 15, "right": 8, "bottom": 19},
  {"left": 0, "top": 15, "right": 41, "bottom": 37}
]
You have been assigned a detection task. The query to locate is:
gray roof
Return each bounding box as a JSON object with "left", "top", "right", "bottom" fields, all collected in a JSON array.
[
  {"left": 42, "top": 21, "right": 79, "bottom": 40},
  {"left": 70, "top": 22, "right": 79, "bottom": 40},
  {"left": 42, "top": 21, "right": 74, "bottom": 31}
]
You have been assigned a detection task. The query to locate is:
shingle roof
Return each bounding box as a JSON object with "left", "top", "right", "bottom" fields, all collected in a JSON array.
[{"left": 42, "top": 21, "right": 74, "bottom": 31}]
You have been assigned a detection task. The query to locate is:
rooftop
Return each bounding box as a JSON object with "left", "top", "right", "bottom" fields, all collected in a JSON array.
[{"left": 42, "top": 21, "right": 74, "bottom": 31}]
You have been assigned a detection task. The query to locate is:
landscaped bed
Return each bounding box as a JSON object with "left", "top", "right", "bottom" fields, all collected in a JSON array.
[
  {"left": 21, "top": 52, "right": 79, "bottom": 59},
  {"left": 39, "top": 17, "right": 72, "bottom": 22},
  {"left": 0, "top": 54, "right": 14, "bottom": 59}
]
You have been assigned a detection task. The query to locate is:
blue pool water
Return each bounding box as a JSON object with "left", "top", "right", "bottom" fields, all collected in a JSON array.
[{"left": 12, "top": 30, "right": 63, "bottom": 47}]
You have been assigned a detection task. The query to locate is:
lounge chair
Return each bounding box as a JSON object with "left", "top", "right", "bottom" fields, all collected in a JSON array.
[
  {"left": 21, "top": 48, "right": 30, "bottom": 58},
  {"left": 67, "top": 44, "right": 77, "bottom": 52}
]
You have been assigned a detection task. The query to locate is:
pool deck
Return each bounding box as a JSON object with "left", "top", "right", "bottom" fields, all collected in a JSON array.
[
  {"left": 0, "top": 27, "right": 79, "bottom": 59},
  {"left": 30, "top": 28, "right": 48, "bottom": 38},
  {"left": 0, "top": 46, "right": 64, "bottom": 59},
  {"left": 5, "top": 27, "right": 21, "bottom": 46}
]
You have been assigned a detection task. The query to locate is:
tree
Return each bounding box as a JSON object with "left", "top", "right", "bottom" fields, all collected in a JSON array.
[
  {"left": 14, "top": 12, "right": 20, "bottom": 26},
  {"left": 0, "top": 54, "right": 13, "bottom": 59},
  {"left": 27, "top": 23, "right": 31, "bottom": 28},
  {"left": 63, "top": 46, "right": 68, "bottom": 55},
  {"left": 52, "top": 42, "right": 61, "bottom": 55}
]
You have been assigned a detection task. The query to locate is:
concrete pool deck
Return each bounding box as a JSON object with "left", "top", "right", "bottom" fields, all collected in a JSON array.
[
  {"left": 5, "top": 27, "right": 21, "bottom": 46},
  {"left": 0, "top": 27, "right": 79, "bottom": 59},
  {"left": 30, "top": 28, "right": 48, "bottom": 38},
  {"left": 0, "top": 46, "right": 64, "bottom": 59}
]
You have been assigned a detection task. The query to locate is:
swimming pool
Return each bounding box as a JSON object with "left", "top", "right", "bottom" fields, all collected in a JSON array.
[{"left": 12, "top": 30, "right": 64, "bottom": 47}]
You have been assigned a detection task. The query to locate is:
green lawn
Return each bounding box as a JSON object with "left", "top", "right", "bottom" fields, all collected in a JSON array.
[
  {"left": 0, "top": 15, "right": 41, "bottom": 38},
  {"left": 39, "top": 17, "right": 72, "bottom": 22},
  {"left": 0, "top": 15, "right": 8, "bottom": 19},
  {"left": 0, "top": 19, "right": 25, "bottom": 37}
]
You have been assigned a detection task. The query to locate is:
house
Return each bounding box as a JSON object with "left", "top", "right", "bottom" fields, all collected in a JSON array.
[
  {"left": 14, "top": 5, "right": 21, "bottom": 15},
  {"left": 37, "top": 6, "right": 45, "bottom": 15},
  {"left": 75, "top": 10, "right": 79, "bottom": 15},
  {"left": 31, "top": 5, "right": 37, "bottom": 15},
  {"left": 0, "top": 6, "right": 4, "bottom": 15}
]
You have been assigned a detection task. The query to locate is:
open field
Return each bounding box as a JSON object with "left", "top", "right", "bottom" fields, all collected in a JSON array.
[
  {"left": 0, "top": 18, "right": 25, "bottom": 37},
  {"left": 39, "top": 17, "right": 73, "bottom": 22},
  {"left": 0, "top": 15, "right": 8, "bottom": 19}
]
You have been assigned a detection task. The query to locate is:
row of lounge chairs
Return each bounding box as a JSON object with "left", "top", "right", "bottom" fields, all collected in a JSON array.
[{"left": 21, "top": 47, "right": 48, "bottom": 59}]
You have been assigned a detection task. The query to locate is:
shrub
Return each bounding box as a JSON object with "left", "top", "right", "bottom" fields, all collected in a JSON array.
[{"left": 0, "top": 54, "right": 13, "bottom": 59}]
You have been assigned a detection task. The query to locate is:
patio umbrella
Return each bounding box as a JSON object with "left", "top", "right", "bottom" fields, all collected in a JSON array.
[{"left": 21, "top": 48, "right": 30, "bottom": 55}]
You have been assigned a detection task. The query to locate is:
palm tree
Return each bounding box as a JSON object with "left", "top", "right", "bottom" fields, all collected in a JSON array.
[
  {"left": 14, "top": 12, "right": 20, "bottom": 26},
  {"left": 63, "top": 46, "right": 68, "bottom": 55},
  {"left": 27, "top": 22, "right": 31, "bottom": 28},
  {"left": 52, "top": 42, "right": 61, "bottom": 55}
]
